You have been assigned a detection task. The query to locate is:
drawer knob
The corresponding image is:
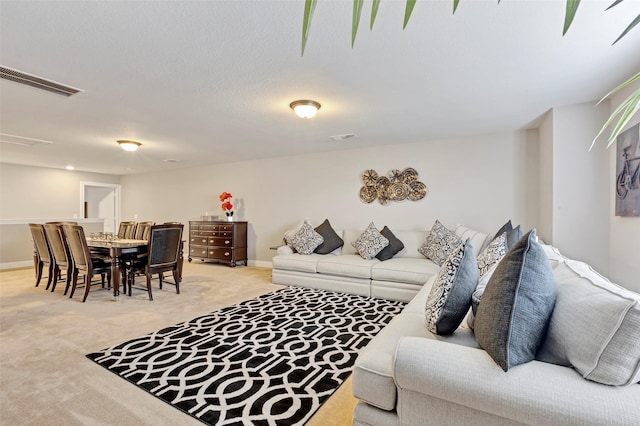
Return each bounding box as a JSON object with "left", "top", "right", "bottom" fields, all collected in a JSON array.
[
  {"left": 225, "top": 252, "right": 230, "bottom": 256},
  {"left": 225, "top": 240, "right": 230, "bottom": 244}
]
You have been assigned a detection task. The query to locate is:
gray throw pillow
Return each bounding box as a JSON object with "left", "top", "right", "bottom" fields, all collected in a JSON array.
[
  {"left": 493, "top": 220, "right": 513, "bottom": 240},
  {"left": 352, "top": 222, "right": 389, "bottom": 260},
  {"left": 376, "top": 226, "right": 405, "bottom": 261},
  {"left": 418, "top": 220, "right": 462, "bottom": 266},
  {"left": 425, "top": 239, "right": 478, "bottom": 335},
  {"left": 474, "top": 229, "right": 556, "bottom": 371},
  {"left": 476, "top": 233, "right": 507, "bottom": 277},
  {"left": 314, "top": 219, "right": 344, "bottom": 254},
  {"left": 290, "top": 220, "right": 324, "bottom": 255},
  {"left": 505, "top": 225, "right": 522, "bottom": 250}
]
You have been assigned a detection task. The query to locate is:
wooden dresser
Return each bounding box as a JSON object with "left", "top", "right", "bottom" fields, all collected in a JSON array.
[{"left": 187, "top": 221, "right": 248, "bottom": 267}]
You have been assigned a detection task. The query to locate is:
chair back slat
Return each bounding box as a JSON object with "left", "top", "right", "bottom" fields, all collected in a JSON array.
[
  {"left": 134, "top": 221, "right": 155, "bottom": 241},
  {"left": 148, "top": 224, "right": 183, "bottom": 268},
  {"left": 118, "top": 221, "right": 137, "bottom": 239},
  {"left": 29, "top": 223, "right": 52, "bottom": 263}
]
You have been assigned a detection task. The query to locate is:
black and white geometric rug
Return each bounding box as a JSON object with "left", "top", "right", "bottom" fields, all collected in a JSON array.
[{"left": 87, "top": 286, "right": 405, "bottom": 425}]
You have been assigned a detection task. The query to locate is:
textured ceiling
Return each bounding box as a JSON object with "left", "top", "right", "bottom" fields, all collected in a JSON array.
[{"left": 1, "top": 0, "right": 639, "bottom": 175}]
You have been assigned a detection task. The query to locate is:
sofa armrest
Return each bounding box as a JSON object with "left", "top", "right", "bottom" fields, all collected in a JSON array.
[
  {"left": 394, "top": 337, "right": 640, "bottom": 425},
  {"left": 276, "top": 245, "right": 294, "bottom": 255}
]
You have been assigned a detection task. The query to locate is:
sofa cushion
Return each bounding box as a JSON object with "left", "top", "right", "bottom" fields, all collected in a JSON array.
[
  {"left": 375, "top": 226, "right": 404, "bottom": 261},
  {"left": 341, "top": 229, "right": 363, "bottom": 255},
  {"left": 537, "top": 260, "right": 640, "bottom": 386},
  {"left": 271, "top": 253, "right": 322, "bottom": 273},
  {"left": 388, "top": 229, "right": 429, "bottom": 259},
  {"left": 425, "top": 239, "right": 478, "bottom": 335},
  {"left": 352, "top": 311, "right": 479, "bottom": 411},
  {"left": 313, "top": 219, "right": 344, "bottom": 254},
  {"left": 352, "top": 222, "right": 389, "bottom": 260},
  {"left": 474, "top": 229, "right": 557, "bottom": 371},
  {"left": 477, "top": 232, "right": 507, "bottom": 277},
  {"left": 454, "top": 224, "right": 491, "bottom": 253},
  {"left": 418, "top": 220, "right": 462, "bottom": 266},
  {"left": 290, "top": 220, "right": 324, "bottom": 255},
  {"left": 316, "top": 254, "right": 378, "bottom": 279},
  {"left": 371, "top": 257, "right": 440, "bottom": 285}
]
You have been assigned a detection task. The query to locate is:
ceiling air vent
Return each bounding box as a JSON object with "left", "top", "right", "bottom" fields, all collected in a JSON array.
[
  {"left": 330, "top": 133, "right": 358, "bottom": 141},
  {"left": 0, "top": 65, "right": 82, "bottom": 97}
]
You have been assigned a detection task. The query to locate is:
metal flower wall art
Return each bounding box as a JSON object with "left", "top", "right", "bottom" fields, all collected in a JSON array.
[{"left": 359, "top": 168, "right": 428, "bottom": 205}]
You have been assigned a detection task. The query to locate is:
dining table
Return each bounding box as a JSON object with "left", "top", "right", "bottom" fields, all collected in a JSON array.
[{"left": 86, "top": 237, "right": 148, "bottom": 298}]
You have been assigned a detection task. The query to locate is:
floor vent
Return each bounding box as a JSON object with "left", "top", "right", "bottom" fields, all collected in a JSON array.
[{"left": 0, "top": 66, "right": 82, "bottom": 97}]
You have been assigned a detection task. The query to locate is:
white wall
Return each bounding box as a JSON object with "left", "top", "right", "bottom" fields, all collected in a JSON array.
[
  {"left": 538, "top": 111, "right": 554, "bottom": 244},
  {"left": 551, "top": 102, "right": 611, "bottom": 274},
  {"left": 0, "top": 163, "right": 120, "bottom": 219},
  {"left": 608, "top": 78, "right": 640, "bottom": 293},
  {"left": 121, "top": 131, "right": 539, "bottom": 264}
]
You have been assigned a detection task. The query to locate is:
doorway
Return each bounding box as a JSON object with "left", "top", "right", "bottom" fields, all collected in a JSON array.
[{"left": 80, "top": 182, "right": 121, "bottom": 233}]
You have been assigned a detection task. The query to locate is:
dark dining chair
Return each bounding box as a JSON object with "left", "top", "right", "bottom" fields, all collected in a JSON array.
[
  {"left": 29, "top": 223, "right": 56, "bottom": 289},
  {"left": 43, "top": 223, "right": 74, "bottom": 294},
  {"left": 63, "top": 224, "right": 112, "bottom": 302},
  {"left": 118, "top": 221, "right": 137, "bottom": 239},
  {"left": 128, "top": 224, "right": 183, "bottom": 300}
]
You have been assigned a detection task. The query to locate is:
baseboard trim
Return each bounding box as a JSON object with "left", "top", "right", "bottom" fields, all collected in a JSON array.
[{"left": 1, "top": 260, "right": 33, "bottom": 271}]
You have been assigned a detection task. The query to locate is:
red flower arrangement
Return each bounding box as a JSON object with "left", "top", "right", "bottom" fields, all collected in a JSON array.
[{"left": 219, "top": 191, "right": 234, "bottom": 218}]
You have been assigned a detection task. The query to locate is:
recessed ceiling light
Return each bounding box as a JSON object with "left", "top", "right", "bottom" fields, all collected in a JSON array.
[{"left": 65, "top": 165, "right": 75, "bottom": 170}]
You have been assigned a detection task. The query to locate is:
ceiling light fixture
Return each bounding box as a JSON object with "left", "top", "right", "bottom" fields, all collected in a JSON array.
[
  {"left": 65, "top": 165, "right": 75, "bottom": 171},
  {"left": 117, "top": 140, "right": 141, "bottom": 152},
  {"left": 290, "top": 100, "right": 321, "bottom": 119}
]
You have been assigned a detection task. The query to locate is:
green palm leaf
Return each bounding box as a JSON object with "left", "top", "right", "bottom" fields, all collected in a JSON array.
[
  {"left": 403, "top": 0, "right": 417, "bottom": 29},
  {"left": 613, "top": 14, "right": 640, "bottom": 45},
  {"left": 563, "top": 0, "right": 581, "bottom": 35},
  {"left": 453, "top": 0, "right": 461, "bottom": 14},
  {"left": 353, "top": 0, "right": 364, "bottom": 47},
  {"left": 301, "top": 0, "right": 317, "bottom": 56},
  {"left": 371, "top": 0, "right": 381, "bottom": 30}
]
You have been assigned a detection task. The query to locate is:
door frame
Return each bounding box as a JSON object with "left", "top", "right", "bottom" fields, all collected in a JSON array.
[{"left": 79, "top": 182, "right": 121, "bottom": 231}]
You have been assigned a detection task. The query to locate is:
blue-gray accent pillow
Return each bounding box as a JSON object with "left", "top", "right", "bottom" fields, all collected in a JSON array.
[
  {"left": 505, "top": 225, "right": 522, "bottom": 250},
  {"left": 425, "top": 239, "right": 478, "bottom": 335},
  {"left": 474, "top": 229, "right": 556, "bottom": 371},
  {"left": 314, "top": 219, "right": 344, "bottom": 254},
  {"left": 494, "top": 220, "right": 513, "bottom": 240},
  {"left": 376, "top": 226, "right": 405, "bottom": 261}
]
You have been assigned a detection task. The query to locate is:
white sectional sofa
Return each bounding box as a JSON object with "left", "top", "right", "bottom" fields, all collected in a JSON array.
[
  {"left": 272, "top": 225, "right": 488, "bottom": 302},
  {"left": 271, "top": 221, "right": 640, "bottom": 425}
]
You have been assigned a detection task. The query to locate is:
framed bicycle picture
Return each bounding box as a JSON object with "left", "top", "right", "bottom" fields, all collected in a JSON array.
[{"left": 615, "top": 123, "right": 640, "bottom": 217}]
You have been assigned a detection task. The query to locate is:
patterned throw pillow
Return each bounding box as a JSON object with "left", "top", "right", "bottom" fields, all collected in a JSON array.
[
  {"left": 474, "top": 229, "right": 557, "bottom": 371},
  {"left": 418, "top": 220, "right": 462, "bottom": 266},
  {"left": 314, "top": 219, "right": 344, "bottom": 254},
  {"left": 290, "top": 220, "right": 324, "bottom": 255},
  {"left": 375, "top": 226, "right": 405, "bottom": 261},
  {"left": 425, "top": 239, "right": 479, "bottom": 335},
  {"left": 477, "top": 233, "right": 507, "bottom": 277},
  {"left": 352, "top": 222, "right": 389, "bottom": 260}
]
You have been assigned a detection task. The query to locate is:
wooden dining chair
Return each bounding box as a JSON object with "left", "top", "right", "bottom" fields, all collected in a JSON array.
[
  {"left": 29, "top": 223, "right": 54, "bottom": 289},
  {"left": 62, "top": 224, "right": 112, "bottom": 302},
  {"left": 43, "top": 223, "right": 74, "bottom": 294},
  {"left": 134, "top": 221, "right": 154, "bottom": 241},
  {"left": 118, "top": 221, "right": 137, "bottom": 239},
  {"left": 128, "top": 224, "right": 183, "bottom": 300}
]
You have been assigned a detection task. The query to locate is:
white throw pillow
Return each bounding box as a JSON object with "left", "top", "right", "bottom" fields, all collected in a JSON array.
[
  {"left": 290, "top": 220, "right": 324, "bottom": 255},
  {"left": 352, "top": 222, "right": 389, "bottom": 260}
]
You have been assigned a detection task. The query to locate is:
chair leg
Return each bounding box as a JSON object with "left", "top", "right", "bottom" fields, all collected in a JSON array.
[
  {"left": 69, "top": 270, "right": 79, "bottom": 298},
  {"left": 63, "top": 266, "right": 73, "bottom": 296},
  {"left": 173, "top": 269, "right": 180, "bottom": 294},
  {"left": 146, "top": 274, "right": 153, "bottom": 301},
  {"left": 158, "top": 273, "right": 163, "bottom": 290},
  {"left": 50, "top": 265, "right": 60, "bottom": 292},
  {"left": 82, "top": 274, "right": 92, "bottom": 302},
  {"left": 35, "top": 261, "right": 44, "bottom": 287},
  {"left": 44, "top": 263, "right": 54, "bottom": 290}
]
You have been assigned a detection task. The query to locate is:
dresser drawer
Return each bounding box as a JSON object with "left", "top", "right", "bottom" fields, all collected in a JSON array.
[
  {"left": 219, "top": 224, "right": 234, "bottom": 232},
  {"left": 190, "top": 236, "right": 209, "bottom": 246},
  {"left": 209, "top": 237, "right": 232, "bottom": 247},
  {"left": 208, "top": 248, "right": 232, "bottom": 260},
  {"left": 189, "top": 246, "right": 209, "bottom": 258}
]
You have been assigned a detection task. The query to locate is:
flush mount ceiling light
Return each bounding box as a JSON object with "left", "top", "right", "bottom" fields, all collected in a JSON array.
[
  {"left": 117, "top": 140, "right": 141, "bottom": 152},
  {"left": 290, "top": 100, "right": 321, "bottom": 119}
]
